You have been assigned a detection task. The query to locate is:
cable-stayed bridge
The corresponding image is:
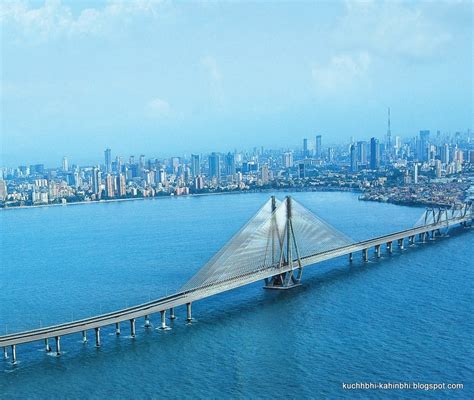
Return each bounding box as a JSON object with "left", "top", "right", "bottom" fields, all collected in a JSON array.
[{"left": 1, "top": 196, "right": 472, "bottom": 364}]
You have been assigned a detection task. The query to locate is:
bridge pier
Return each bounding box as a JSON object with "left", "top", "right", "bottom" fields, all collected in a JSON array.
[
  {"left": 11, "top": 345, "right": 16, "bottom": 364},
  {"left": 409, "top": 236, "right": 415, "bottom": 246},
  {"left": 144, "top": 315, "right": 151, "bottom": 328},
  {"left": 55, "top": 336, "right": 61, "bottom": 356},
  {"left": 45, "top": 338, "right": 52, "bottom": 352},
  {"left": 159, "top": 310, "right": 170, "bottom": 330},
  {"left": 430, "top": 230, "right": 436, "bottom": 240},
  {"left": 186, "top": 303, "right": 193, "bottom": 322},
  {"left": 169, "top": 307, "right": 176, "bottom": 320},
  {"left": 398, "top": 238, "right": 404, "bottom": 250},
  {"left": 115, "top": 322, "right": 120, "bottom": 335},
  {"left": 349, "top": 252, "right": 353, "bottom": 262},
  {"left": 130, "top": 319, "right": 136, "bottom": 338},
  {"left": 3, "top": 347, "right": 7, "bottom": 360},
  {"left": 82, "top": 330, "right": 87, "bottom": 343},
  {"left": 95, "top": 327, "right": 101, "bottom": 347},
  {"left": 387, "top": 241, "right": 393, "bottom": 253},
  {"left": 375, "top": 245, "right": 381, "bottom": 258},
  {"left": 362, "top": 248, "right": 368, "bottom": 262}
]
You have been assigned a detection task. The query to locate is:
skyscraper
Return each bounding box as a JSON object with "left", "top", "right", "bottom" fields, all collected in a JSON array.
[
  {"left": 315, "top": 135, "right": 322, "bottom": 158},
  {"left": 104, "top": 148, "right": 112, "bottom": 173},
  {"left": 92, "top": 167, "right": 101, "bottom": 195},
  {"left": 225, "top": 152, "right": 235, "bottom": 176},
  {"left": 62, "top": 156, "right": 69, "bottom": 172},
  {"left": 208, "top": 153, "right": 221, "bottom": 181},
  {"left": 303, "top": 138, "right": 309, "bottom": 157},
  {"left": 418, "top": 130, "right": 430, "bottom": 162},
  {"left": 282, "top": 152, "right": 293, "bottom": 168},
  {"left": 191, "top": 154, "right": 200, "bottom": 177},
  {"left": 386, "top": 107, "right": 392, "bottom": 150},
  {"left": 118, "top": 174, "right": 127, "bottom": 197},
  {"left": 350, "top": 144, "right": 358, "bottom": 173},
  {"left": 105, "top": 174, "right": 114, "bottom": 198},
  {"left": 370, "top": 138, "right": 380, "bottom": 170},
  {"left": 357, "top": 141, "right": 368, "bottom": 165}
]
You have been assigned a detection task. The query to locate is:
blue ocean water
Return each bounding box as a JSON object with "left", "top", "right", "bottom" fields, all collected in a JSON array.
[{"left": 0, "top": 192, "right": 472, "bottom": 399}]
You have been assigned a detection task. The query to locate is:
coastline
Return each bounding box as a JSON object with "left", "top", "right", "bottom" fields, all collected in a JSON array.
[{"left": 0, "top": 187, "right": 361, "bottom": 212}]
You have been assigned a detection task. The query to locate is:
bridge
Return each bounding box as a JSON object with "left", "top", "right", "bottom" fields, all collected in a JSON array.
[{"left": 1, "top": 196, "right": 472, "bottom": 364}]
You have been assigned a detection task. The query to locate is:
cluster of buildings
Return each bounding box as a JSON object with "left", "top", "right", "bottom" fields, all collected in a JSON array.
[{"left": 1, "top": 115, "right": 473, "bottom": 208}]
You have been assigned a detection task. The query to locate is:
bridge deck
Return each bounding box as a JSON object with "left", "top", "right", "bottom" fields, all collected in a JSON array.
[{"left": 0, "top": 214, "right": 471, "bottom": 349}]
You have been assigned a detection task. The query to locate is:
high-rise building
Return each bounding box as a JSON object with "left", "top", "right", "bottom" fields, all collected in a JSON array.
[
  {"left": 282, "top": 152, "right": 293, "bottom": 168},
  {"left": 357, "top": 141, "right": 368, "bottom": 165},
  {"left": 208, "top": 153, "right": 221, "bottom": 180},
  {"left": 386, "top": 107, "right": 392, "bottom": 150},
  {"left": 315, "top": 135, "right": 322, "bottom": 158},
  {"left": 118, "top": 174, "right": 127, "bottom": 197},
  {"left": 225, "top": 152, "right": 235, "bottom": 176},
  {"left": 327, "top": 147, "right": 335, "bottom": 163},
  {"left": 298, "top": 163, "right": 306, "bottom": 178},
  {"left": 194, "top": 176, "right": 204, "bottom": 190},
  {"left": 350, "top": 144, "right": 358, "bottom": 173},
  {"left": 441, "top": 144, "right": 450, "bottom": 164},
  {"left": 92, "top": 167, "right": 101, "bottom": 195},
  {"left": 418, "top": 130, "right": 430, "bottom": 162},
  {"left": 0, "top": 180, "right": 7, "bottom": 201},
  {"left": 104, "top": 148, "right": 112, "bottom": 173},
  {"left": 303, "top": 138, "right": 309, "bottom": 157},
  {"left": 370, "top": 138, "right": 380, "bottom": 170},
  {"left": 191, "top": 154, "right": 200, "bottom": 177},
  {"left": 260, "top": 164, "right": 269, "bottom": 184},
  {"left": 139, "top": 155, "right": 146, "bottom": 170},
  {"left": 435, "top": 160, "right": 442, "bottom": 178},
  {"left": 413, "top": 163, "right": 419, "bottom": 184},
  {"left": 105, "top": 174, "right": 114, "bottom": 198},
  {"left": 62, "top": 156, "right": 69, "bottom": 172}
]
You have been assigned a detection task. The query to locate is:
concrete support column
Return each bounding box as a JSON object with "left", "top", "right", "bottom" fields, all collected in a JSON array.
[
  {"left": 3, "top": 347, "right": 7, "bottom": 360},
  {"left": 45, "top": 338, "right": 52, "bottom": 352},
  {"left": 362, "top": 249, "right": 368, "bottom": 262},
  {"left": 95, "top": 327, "right": 101, "bottom": 347},
  {"left": 398, "top": 238, "right": 404, "bottom": 249},
  {"left": 82, "top": 331, "right": 87, "bottom": 343},
  {"left": 431, "top": 230, "right": 436, "bottom": 240},
  {"left": 11, "top": 345, "right": 16, "bottom": 364},
  {"left": 130, "top": 319, "right": 136, "bottom": 338},
  {"left": 159, "top": 310, "right": 169, "bottom": 330},
  {"left": 387, "top": 242, "right": 393, "bottom": 253},
  {"left": 55, "top": 336, "right": 61, "bottom": 356},
  {"left": 169, "top": 307, "right": 176, "bottom": 320},
  {"left": 348, "top": 253, "right": 353, "bottom": 262},
  {"left": 409, "top": 236, "right": 414, "bottom": 245},
  {"left": 422, "top": 232, "right": 427, "bottom": 242},
  {"left": 115, "top": 322, "right": 120, "bottom": 335},
  {"left": 144, "top": 315, "right": 151, "bottom": 328},
  {"left": 186, "top": 302, "right": 192, "bottom": 322},
  {"left": 375, "top": 245, "right": 381, "bottom": 258}
]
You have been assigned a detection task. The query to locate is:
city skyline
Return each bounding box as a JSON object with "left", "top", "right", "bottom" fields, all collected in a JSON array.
[{"left": 1, "top": 1, "right": 472, "bottom": 166}]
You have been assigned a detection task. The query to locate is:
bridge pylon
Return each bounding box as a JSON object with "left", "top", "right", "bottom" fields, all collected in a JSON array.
[{"left": 264, "top": 196, "right": 303, "bottom": 290}]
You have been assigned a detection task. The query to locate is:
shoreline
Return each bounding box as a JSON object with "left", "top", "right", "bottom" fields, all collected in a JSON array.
[{"left": 0, "top": 187, "right": 361, "bottom": 212}]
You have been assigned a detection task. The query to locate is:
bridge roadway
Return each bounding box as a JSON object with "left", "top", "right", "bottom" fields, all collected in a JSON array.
[{"left": 1, "top": 213, "right": 472, "bottom": 356}]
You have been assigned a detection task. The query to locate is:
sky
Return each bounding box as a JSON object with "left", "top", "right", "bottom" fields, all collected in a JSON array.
[{"left": 0, "top": 0, "right": 472, "bottom": 167}]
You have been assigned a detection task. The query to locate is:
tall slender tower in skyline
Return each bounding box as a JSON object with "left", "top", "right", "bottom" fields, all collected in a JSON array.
[{"left": 386, "top": 107, "right": 392, "bottom": 149}]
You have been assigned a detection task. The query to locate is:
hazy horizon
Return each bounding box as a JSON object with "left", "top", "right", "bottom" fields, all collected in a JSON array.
[{"left": 1, "top": 0, "right": 472, "bottom": 166}]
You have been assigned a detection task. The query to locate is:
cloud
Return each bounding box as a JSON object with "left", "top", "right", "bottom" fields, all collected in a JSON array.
[
  {"left": 146, "top": 98, "right": 171, "bottom": 117},
  {"left": 335, "top": 1, "right": 453, "bottom": 61},
  {"left": 311, "top": 52, "right": 371, "bottom": 93},
  {"left": 0, "top": 0, "right": 165, "bottom": 39}
]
